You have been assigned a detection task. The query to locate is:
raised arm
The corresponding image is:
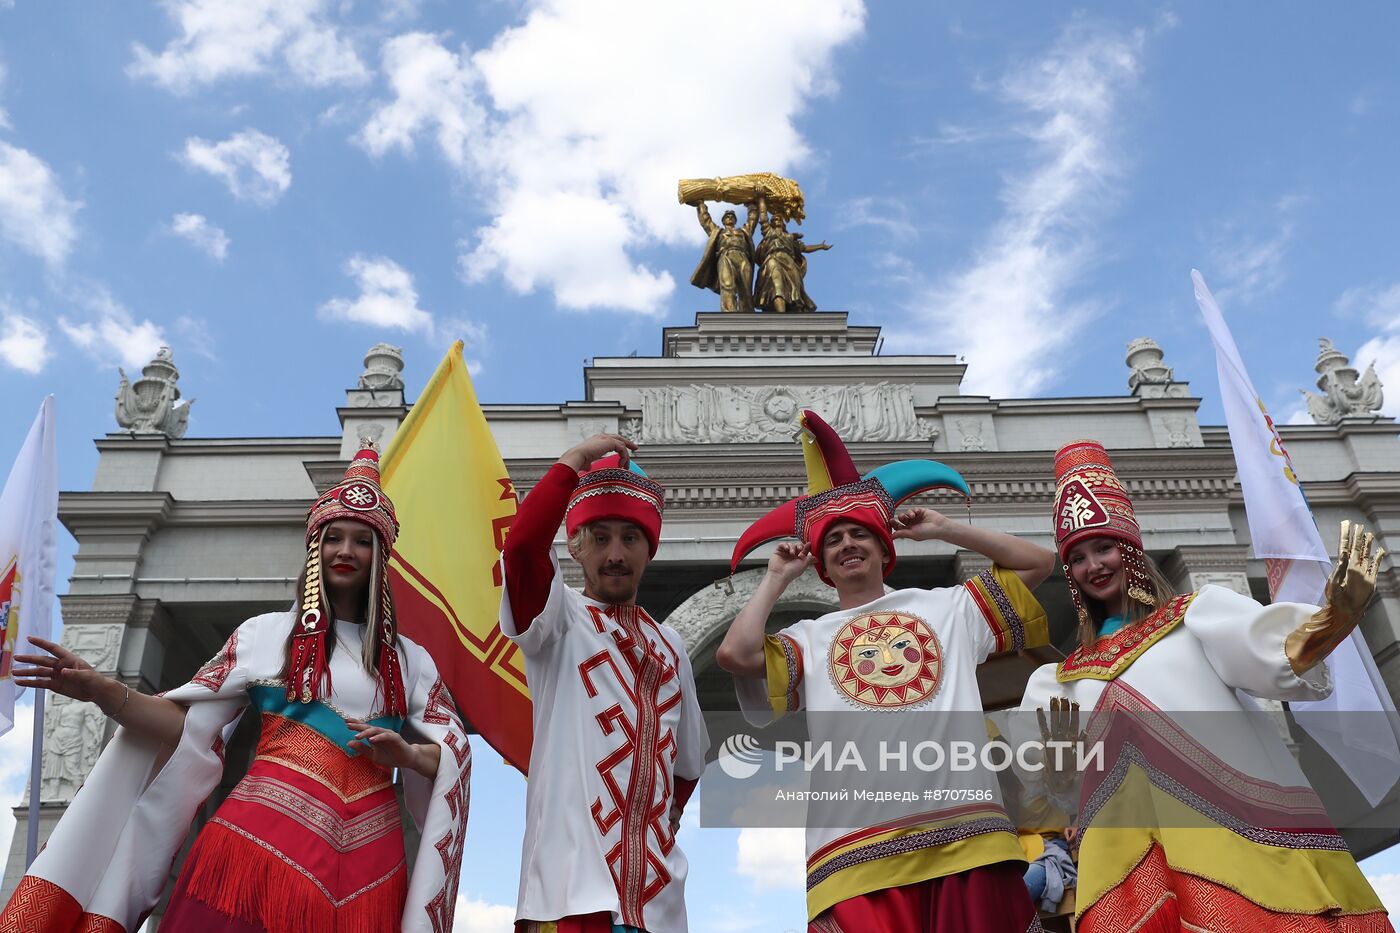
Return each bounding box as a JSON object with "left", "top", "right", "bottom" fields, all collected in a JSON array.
[
  {"left": 716, "top": 542, "right": 811, "bottom": 677},
  {"left": 16, "top": 636, "right": 188, "bottom": 747},
  {"left": 696, "top": 202, "right": 717, "bottom": 235},
  {"left": 893, "top": 507, "right": 1056, "bottom": 588},
  {"left": 743, "top": 202, "right": 759, "bottom": 235},
  {"left": 502, "top": 434, "right": 637, "bottom": 630}
]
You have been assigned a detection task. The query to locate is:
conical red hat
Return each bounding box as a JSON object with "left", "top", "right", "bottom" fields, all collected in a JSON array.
[{"left": 1052, "top": 440, "right": 1141, "bottom": 561}]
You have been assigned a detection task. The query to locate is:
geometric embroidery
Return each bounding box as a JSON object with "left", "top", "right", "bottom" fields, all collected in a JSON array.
[
  {"left": 255, "top": 713, "right": 391, "bottom": 802},
  {"left": 192, "top": 627, "right": 238, "bottom": 693},
  {"left": 422, "top": 678, "right": 462, "bottom": 731},
  {"left": 426, "top": 729, "right": 472, "bottom": 933},
  {"left": 1057, "top": 594, "right": 1194, "bottom": 683}
]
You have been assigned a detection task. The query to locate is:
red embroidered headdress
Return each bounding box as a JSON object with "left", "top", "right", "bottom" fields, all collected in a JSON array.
[
  {"left": 1053, "top": 439, "right": 1156, "bottom": 623},
  {"left": 288, "top": 442, "right": 407, "bottom": 716},
  {"left": 731, "top": 410, "right": 971, "bottom": 586},
  {"left": 565, "top": 455, "right": 665, "bottom": 556}
]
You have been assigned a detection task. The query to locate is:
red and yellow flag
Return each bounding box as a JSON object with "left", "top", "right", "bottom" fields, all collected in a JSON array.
[{"left": 380, "top": 342, "right": 530, "bottom": 773}]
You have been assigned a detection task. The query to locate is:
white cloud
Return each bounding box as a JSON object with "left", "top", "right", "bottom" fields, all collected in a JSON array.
[
  {"left": 1335, "top": 282, "right": 1400, "bottom": 326},
  {"left": 319, "top": 255, "right": 433, "bottom": 333},
  {"left": 181, "top": 129, "right": 291, "bottom": 205},
  {"left": 129, "top": 0, "right": 367, "bottom": 93},
  {"left": 892, "top": 22, "right": 1145, "bottom": 396},
  {"left": 735, "top": 827, "right": 806, "bottom": 890},
  {"left": 61, "top": 317, "right": 166, "bottom": 370},
  {"left": 357, "top": 32, "right": 482, "bottom": 168},
  {"left": 359, "top": 1, "right": 865, "bottom": 313},
  {"left": 0, "top": 142, "right": 82, "bottom": 265},
  {"left": 452, "top": 894, "right": 515, "bottom": 933},
  {"left": 1329, "top": 281, "right": 1400, "bottom": 418},
  {"left": 837, "top": 196, "right": 917, "bottom": 241},
  {"left": 1207, "top": 195, "right": 1304, "bottom": 307},
  {"left": 1368, "top": 873, "right": 1400, "bottom": 924},
  {"left": 169, "top": 212, "right": 229, "bottom": 260},
  {"left": 1355, "top": 328, "right": 1400, "bottom": 418},
  {"left": 58, "top": 284, "right": 166, "bottom": 369},
  {"left": 0, "top": 313, "right": 49, "bottom": 373}
]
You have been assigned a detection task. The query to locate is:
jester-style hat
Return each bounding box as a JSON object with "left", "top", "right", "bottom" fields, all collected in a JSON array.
[
  {"left": 565, "top": 455, "right": 665, "bottom": 556},
  {"left": 289, "top": 442, "right": 407, "bottom": 716},
  {"left": 731, "top": 410, "right": 971, "bottom": 585},
  {"left": 1053, "top": 440, "right": 1156, "bottom": 622}
]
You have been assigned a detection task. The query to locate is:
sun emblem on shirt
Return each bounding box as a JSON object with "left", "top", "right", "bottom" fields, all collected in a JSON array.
[{"left": 829, "top": 611, "right": 942, "bottom": 709}]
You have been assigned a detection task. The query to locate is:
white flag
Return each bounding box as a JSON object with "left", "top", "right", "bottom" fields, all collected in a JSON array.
[
  {"left": 0, "top": 397, "right": 58, "bottom": 737},
  {"left": 1193, "top": 270, "right": 1400, "bottom": 806}
]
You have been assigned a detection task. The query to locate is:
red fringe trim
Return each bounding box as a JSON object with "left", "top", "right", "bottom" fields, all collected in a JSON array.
[{"left": 177, "top": 821, "right": 406, "bottom": 933}]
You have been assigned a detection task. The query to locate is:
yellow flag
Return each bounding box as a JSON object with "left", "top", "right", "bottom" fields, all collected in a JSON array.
[{"left": 381, "top": 342, "right": 529, "bottom": 771}]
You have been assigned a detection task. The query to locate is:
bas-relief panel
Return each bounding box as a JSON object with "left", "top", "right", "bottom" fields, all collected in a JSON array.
[{"left": 639, "top": 383, "right": 937, "bottom": 445}]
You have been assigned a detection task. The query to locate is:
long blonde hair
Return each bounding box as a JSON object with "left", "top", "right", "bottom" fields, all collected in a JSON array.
[{"left": 283, "top": 532, "right": 391, "bottom": 679}]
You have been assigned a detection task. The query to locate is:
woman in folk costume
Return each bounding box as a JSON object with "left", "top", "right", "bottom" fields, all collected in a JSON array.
[
  {"left": 1, "top": 444, "right": 472, "bottom": 933},
  {"left": 1015, "top": 439, "right": 1392, "bottom": 932},
  {"left": 719, "top": 410, "right": 1055, "bottom": 933}
]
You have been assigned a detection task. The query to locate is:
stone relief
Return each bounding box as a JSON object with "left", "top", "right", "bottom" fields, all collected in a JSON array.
[
  {"left": 1162, "top": 416, "right": 1193, "bottom": 449},
  {"left": 955, "top": 418, "right": 987, "bottom": 451},
  {"left": 639, "top": 383, "right": 937, "bottom": 445},
  {"left": 575, "top": 419, "right": 608, "bottom": 440},
  {"left": 41, "top": 696, "right": 105, "bottom": 802},
  {"left": 63, "top": 622, "right": 123, "bottom": 673},
  {"left": 1186, "top": 571, "right": 1252, "bottom": 597},
  {"left": 619, "top": 417, "right": 642, "bottom": 443}
]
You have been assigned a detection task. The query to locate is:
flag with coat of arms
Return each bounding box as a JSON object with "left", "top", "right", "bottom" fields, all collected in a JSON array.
[{"left": 0, "top": 396, "right": 59, "bottom": 738}]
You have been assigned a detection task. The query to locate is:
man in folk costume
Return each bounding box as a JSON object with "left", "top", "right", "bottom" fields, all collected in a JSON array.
[
  {"left": 499, "top": 433, "right": 709, "bottom": 933},
  {"left": 1, "top": 444, "right": 472, "bottom": 933},
  {"left": 717, "top": 410, "right": 1057, "bottom": 932},
  {"left": 1015, "top": 440, "right": 1393, "bottom": 932}
]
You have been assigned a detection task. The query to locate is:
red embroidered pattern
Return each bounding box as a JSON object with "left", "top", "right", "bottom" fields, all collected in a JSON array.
[
  {"left": 1082, "top": 842, "right": 1392, "bottom": 933},
  {"left": 1057, "top": 594, "right": 1195, "bottom": 683},
  {"left": 422, "top": 678, "right": 462, "bottom": 729},
  {"left": 578, "top": 604, "right": 684, "bottom": 929},
  {"left": 425, "top": 725, "right": 472, "bottom": 933},
  {"left": 192, "top": 628, "right": 238, "bottom": 692}
]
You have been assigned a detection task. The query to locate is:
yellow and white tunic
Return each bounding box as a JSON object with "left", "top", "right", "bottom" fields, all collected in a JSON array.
[
  {"left": 1015, "top": 585, "right": 1392, "bottom": 932},
  {"left": 736, "top": 566, "right": 1048, "bottom": 921}
]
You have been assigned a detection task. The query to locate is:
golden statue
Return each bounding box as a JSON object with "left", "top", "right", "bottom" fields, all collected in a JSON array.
[
  {"left": 679, "top": 174, "right": 830, "bottom": 312},
  {"left": 677, "top": 172, "right": 805, "bottom": 223},
  {"left": 690, "top": 202, "right": 758, "bottom": 313},
  {"left": 754, "top": 196, "right": 831, "bottom": 313}
]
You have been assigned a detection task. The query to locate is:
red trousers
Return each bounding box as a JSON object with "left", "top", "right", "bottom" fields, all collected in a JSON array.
[{"left": 811, "top": 861, "right": 1042, "bottom": 933}]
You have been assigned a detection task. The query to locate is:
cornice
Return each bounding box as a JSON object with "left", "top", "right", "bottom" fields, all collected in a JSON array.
[{"left": 59, "top": 492, "right": 172, "bottom": 535}]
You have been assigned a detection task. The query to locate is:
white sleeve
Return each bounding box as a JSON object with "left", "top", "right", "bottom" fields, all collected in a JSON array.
[
  {"left": 672, "top": 642, "right": 710, "bottom": 782},
  {"left": 498, "top": 546, "right": 572, "bottom": 655},
  {"left": 734, "top": 624, "right": 807, "bottom": 728},
  {"left": 1183, "top": 585, "right": 1332, "bottom": 702}
]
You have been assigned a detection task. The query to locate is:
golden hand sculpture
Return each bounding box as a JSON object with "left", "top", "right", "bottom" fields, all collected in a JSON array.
[
  {"left": 1036, "top": 696, "right": 1086, "bottom": 797},
  {"left": 1286, "top": 520, "right": 1387, "bottom": 675}
]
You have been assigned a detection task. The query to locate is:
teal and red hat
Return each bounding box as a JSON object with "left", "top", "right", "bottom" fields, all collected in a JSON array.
[{"left": 732, "top": 410, "right": 970, "bottom": 586}]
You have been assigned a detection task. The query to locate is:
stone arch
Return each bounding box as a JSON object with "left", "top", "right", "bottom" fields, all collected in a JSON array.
[{"left": 665, "top": 567, "right": 891, "bottom": 658}]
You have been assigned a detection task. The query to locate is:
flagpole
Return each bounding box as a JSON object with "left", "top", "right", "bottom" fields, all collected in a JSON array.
[{"left": 25, "top": 690, "right": 43, "bottom": 867}]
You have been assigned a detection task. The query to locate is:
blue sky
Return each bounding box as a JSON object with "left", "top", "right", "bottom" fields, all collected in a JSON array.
[{"left": 1, "top": 0, "right": 1399, "bottom": 927}]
